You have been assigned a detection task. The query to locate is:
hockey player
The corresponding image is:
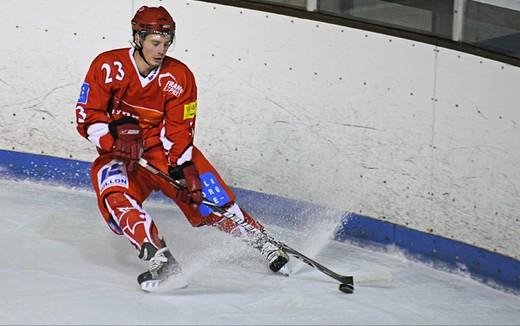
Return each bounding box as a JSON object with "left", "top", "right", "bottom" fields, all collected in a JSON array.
[{"left": 75, "top": 5, "right": 288, "bottom": 291}]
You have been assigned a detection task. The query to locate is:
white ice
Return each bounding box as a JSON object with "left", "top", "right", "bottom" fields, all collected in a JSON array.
[{"left": 1, "top": 178, "right": 519, "bottom": 325}]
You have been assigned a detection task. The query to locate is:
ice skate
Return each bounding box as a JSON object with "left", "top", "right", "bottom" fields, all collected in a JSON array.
[
  {"left": 137, "top": 242, "right": 188, "bottom": 292},
  {"left": 257, "top": 239, "right": 290, "bottom": 275}
]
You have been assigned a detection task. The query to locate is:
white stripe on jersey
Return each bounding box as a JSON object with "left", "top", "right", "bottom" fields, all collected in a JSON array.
[
  {"left": 160, "top": 126, "right": 174, "bottom": 151},
  {"left": 87, "top": 123, "right": 109, "bottom": 148},
  {"left": 177, "top": 146, "right": 193, "bottom": 165}
]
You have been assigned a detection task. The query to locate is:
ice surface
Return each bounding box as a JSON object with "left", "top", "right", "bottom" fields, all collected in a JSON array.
[{"left": 1, "top": 178, "right": 519, "bottom": 325}]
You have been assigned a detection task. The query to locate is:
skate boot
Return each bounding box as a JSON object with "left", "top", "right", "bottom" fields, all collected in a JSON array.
[
  {"left": 137, "top": 241, "right": 187, "bottom": 292},
  {"left": 258, "top": 239, "right": 290, "bottom": 274}
]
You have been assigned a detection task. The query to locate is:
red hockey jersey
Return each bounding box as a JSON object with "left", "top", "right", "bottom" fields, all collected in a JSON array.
[{"left": 75, "top": 47, "right": 198, "bottom": 166}]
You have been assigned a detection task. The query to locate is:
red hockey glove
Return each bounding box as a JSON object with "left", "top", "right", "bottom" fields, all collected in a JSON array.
[
  {"left": 109, "top": 117, "right": 143, "bottom": 172},
  {"left": 168, "top": 162, "right": 203, "bottom": 205}
]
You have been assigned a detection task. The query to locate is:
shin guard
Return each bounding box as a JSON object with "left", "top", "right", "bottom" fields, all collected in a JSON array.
[{"left": 105, "top": 192, "right": 162, "bottom": 250}]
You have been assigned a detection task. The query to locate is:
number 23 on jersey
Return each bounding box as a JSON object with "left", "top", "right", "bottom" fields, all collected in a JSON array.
[{"left": 101, "top": 61, "right": 125, "bottom": 84}]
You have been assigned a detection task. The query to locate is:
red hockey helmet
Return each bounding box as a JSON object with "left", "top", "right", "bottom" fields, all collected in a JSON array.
[{"left": 131, "top": 6, "right": 175, "bottom": 38}]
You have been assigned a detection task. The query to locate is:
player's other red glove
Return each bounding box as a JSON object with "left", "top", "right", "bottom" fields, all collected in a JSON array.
[
  {"left": 168, "top": 162, "right": 203, "bottom": 205},
  {"left": 109, "top": 117, "right": 143, "bottom": 172}
]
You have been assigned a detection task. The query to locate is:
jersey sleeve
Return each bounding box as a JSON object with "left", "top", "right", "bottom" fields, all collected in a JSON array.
[
  {"left": 75, "top": 55, "right": 115, "bottom": 152},
  {"left": 161, "top": 67, "right": 198, "bottom": 166}
]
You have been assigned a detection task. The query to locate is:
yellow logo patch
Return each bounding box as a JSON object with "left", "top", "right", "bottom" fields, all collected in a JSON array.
[{"left": 183, "top": 101, "right": 197, "bottom": 120}]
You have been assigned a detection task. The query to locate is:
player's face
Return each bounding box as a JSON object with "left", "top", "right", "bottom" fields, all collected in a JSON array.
[{"left": 140, "top": 34, "right": 172, "bottom": 66}]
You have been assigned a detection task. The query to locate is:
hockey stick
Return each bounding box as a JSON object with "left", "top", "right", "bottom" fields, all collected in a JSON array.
[{"left": 138, "top": 158, "right": 354, "bottom": 293}]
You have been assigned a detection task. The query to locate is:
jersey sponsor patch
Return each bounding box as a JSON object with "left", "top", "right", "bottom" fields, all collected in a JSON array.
[
  {"left": 198, "top": 172, "right": 231, "bottom": 217},
  {"left": 98, "top": 161, "right": 128, "bottom": 193},
  {"left": 159, "top": 73, "right": 184, "bottom": 97},
  {"left": 77, "top": 82, "right": 90, "bottom": 104},
  {"left": 164, "top": 79, "right": 184, "bottom": 97},
  {"left": 183, "top": 101, "right": 197, "bottom": 120}
]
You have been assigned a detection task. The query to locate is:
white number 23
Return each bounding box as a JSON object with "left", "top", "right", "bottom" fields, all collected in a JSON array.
[{"left": 101, "top": 61, "right": 125, "bottom": 84}]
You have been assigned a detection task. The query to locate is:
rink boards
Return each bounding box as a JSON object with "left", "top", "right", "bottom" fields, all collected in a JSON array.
[{"left": 1, "top": 149, "right": 518, "bottom": 292}]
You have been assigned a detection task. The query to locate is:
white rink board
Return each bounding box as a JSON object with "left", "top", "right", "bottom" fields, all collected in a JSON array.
[
  {"left": 0, "top": 0, "right": 131, "bottom": 160},
  {"left": 432, "top": 48, "right": 520, "bottom": 253},
  {"left": 0, "top": 0, "right": 519, "bottom": 259}
]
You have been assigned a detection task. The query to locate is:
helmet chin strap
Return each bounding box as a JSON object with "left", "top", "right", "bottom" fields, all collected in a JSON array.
[{"left": 138, "top": 47, "right": 153, "bottom": 67}]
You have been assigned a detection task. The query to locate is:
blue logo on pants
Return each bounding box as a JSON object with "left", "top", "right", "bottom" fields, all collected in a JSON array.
[
  {"left": 98, "top": 162, "right": 127, "bottom": 193},
  {"left": 100, "top": 162, "right": 123, "bottom": 184},
  {"left": 198, "top": 172, "right": 230, "bottom": 216}
]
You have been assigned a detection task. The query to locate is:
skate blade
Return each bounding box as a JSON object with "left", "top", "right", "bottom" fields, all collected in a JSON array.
[
  {"left": 277, "top": 264, "right": 291, "bottom": 277},
  {"left": 140, "top": 274, "right": 189, "bottom": 293}
]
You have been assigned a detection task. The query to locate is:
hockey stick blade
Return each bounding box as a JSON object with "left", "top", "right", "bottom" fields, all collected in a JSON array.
[
  {"left": 280, "top": 243, "right": 354, "bottom": 288},
  {"left": 138, "top": 158, "right": 354, "bottom": 293}
]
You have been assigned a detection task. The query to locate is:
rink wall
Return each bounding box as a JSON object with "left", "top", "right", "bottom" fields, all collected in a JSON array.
[{"left": 0, "top": 1, "right": 519, "bottom": 290}]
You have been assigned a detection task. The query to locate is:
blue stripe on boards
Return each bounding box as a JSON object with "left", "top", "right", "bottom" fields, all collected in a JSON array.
[
  {"left": 0, "top": 150, "right": 92, "bottom": 188},
  {"left": 338, "top": 214, "right": 520, "bottom": 291},
  {"left": 1, "top": 149, "right": 518, "bottom": 292}
]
